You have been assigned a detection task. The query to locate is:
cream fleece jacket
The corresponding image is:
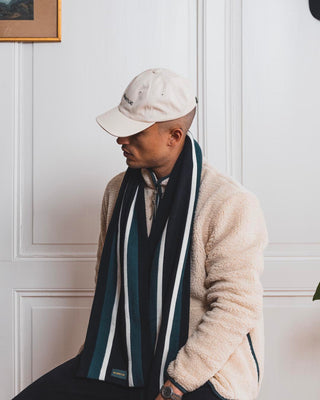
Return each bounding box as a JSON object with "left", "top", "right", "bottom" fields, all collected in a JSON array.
[{"left": 78, "top": 160, "right": 269, "bottom": 400}]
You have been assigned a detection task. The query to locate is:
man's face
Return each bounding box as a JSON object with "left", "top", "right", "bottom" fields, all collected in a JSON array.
[{"left": 116, "top": 123, "right": 173, "bottom": 172}]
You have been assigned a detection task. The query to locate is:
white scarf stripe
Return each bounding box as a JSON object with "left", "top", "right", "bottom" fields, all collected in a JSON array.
[
  {"left": 99, "top": 197, "right": 125, "bottom": 380},
  {"left": 159, "top": 133, "right": 198, "bottom": 388},
  {"left": 123, "top": 187, "right": 139, "bottom": 386},
  {"left": 154, "top": 221, "right": 168, "bottom": 353}
]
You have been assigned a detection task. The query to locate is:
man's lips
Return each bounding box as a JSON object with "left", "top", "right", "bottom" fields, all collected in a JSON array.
[{"left": 122, "top": 147, "right": 133, "bottom": 157}]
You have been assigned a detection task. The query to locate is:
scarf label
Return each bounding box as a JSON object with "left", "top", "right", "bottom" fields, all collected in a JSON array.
[{"left": 111, "top": 368, "right": 128, "bottom": 380}]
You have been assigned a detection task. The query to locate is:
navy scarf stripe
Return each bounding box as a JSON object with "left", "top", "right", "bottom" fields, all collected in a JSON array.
[
  {"left": 127, "top": 205, "right": 144, "bottom": 385},
  {"left": 76, "top": 132, "right": 202, "bottom": 400},
  {"left": 157, "top": 131, "right": 200, "bottom": 389}
]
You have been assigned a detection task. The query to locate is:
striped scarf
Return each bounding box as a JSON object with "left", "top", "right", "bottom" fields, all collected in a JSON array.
[{"left": 76, "top": 132, "right": 202, "bottom": 399}]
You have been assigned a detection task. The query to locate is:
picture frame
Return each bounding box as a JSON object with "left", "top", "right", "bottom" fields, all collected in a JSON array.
[{"left": 0, "top": 0, "right": 61, "bottom": 42}]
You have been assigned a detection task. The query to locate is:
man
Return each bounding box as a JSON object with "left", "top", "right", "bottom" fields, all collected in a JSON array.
[{"left": 13, "top": 68, "right": 269, "bottom": 400}]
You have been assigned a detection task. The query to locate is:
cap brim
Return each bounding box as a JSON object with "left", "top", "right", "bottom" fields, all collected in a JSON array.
[{"left": 96, "top": 106, "right": 155, "bottom": 137}]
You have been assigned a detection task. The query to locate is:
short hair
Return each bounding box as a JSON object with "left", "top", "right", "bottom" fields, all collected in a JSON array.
[{"left": 157, "top": 107, "right": 196, "bottom": 135}]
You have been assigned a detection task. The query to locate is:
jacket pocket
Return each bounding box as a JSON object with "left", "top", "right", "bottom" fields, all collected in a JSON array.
[{"left": 246, "top": 332, "right": 260, "bottom": 383}]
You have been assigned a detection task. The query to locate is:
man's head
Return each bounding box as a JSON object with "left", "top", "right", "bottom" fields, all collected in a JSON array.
[
  {"left": 96, "top": 68, "right": 197, "bottom": 177},
  {"left": 116, "top": 107, "right": 196, "bottom": 178}
]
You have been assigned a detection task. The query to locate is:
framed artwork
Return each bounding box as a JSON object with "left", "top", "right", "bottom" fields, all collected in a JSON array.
[{"left": 0, "top": 0, "right": 61, "bottom": 42}]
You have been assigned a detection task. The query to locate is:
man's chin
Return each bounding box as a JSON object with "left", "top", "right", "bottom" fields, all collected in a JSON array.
[{"left": 126, "top": 159, "right": 141, "bottom": 169}]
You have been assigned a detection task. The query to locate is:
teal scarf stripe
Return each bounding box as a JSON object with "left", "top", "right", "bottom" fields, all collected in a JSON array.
[
  {"left": 88, "top": 235, "right": 118, "bottom": 379},
  {"left": 127, "top": 206, "right": 144, "bottom": 386},
  {"left": 149, "top": 242, "right": 161, "bottom": 350}
]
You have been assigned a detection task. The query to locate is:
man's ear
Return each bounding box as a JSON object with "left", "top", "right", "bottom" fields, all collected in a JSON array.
[{"left": 168, "top": 128, "right": 184, "bottom": 146}]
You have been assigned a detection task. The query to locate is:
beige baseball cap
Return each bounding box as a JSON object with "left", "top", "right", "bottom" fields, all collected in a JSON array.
[{"left": 96, "top": 68, "right": 197, "bottom": 137}]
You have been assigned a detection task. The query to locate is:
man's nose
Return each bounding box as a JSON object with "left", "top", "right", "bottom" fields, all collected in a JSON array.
[{"left": 116, "top": 136, "right": 130, "bottom": 145}]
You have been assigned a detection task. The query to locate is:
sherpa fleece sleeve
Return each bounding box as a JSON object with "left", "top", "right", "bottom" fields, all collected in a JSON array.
[
  {"left": 93, "top": 172, "right": 126, "bottom": 285},
  {"left": 76, "top": 185, "right": 109, "bottom": 356},
  {"left": 166, "top": 190, "right": 269, "bottom": 392},
  {"left": 77, "top": 172, "right": 125, "bottom": 355}
]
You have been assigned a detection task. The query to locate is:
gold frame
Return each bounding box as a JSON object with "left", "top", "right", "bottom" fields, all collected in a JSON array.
[{"left": 0, "top": 0, "right": 61, "bottom": 42}]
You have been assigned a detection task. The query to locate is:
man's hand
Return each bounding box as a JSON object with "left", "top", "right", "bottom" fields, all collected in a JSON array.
[{"left": 155, "top": 379, "right": 184, "bottom": 399}]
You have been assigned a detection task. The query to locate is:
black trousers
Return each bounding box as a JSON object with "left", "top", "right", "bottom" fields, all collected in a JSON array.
[{"left": 12, "top": 353, "right": 221, "bottom": 400}]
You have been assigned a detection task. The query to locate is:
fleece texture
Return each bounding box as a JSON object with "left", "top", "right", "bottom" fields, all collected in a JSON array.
[{"left": 78, "top": 160, "right": 269, "bottom": 400}]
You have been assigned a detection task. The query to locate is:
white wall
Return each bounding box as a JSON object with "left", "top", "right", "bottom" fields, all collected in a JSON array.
[
  {"left": 243, "top": 1, "right": 320, "bottom": 398},
  {"left": 0, "top": 0, "right": 319, "bottom": 399}
]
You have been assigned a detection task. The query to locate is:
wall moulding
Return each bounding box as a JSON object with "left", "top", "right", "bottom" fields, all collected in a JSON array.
[
  {"left": 13, "top": 289, "right": 94, "bottom": 394},
  {"left": 14, "top": 44, "right": 97, "bottom": 260}
]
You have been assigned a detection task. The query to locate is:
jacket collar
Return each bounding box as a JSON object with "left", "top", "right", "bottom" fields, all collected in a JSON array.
[{"left": 141, "top": 168, "right": 170, "bottom": 190}]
